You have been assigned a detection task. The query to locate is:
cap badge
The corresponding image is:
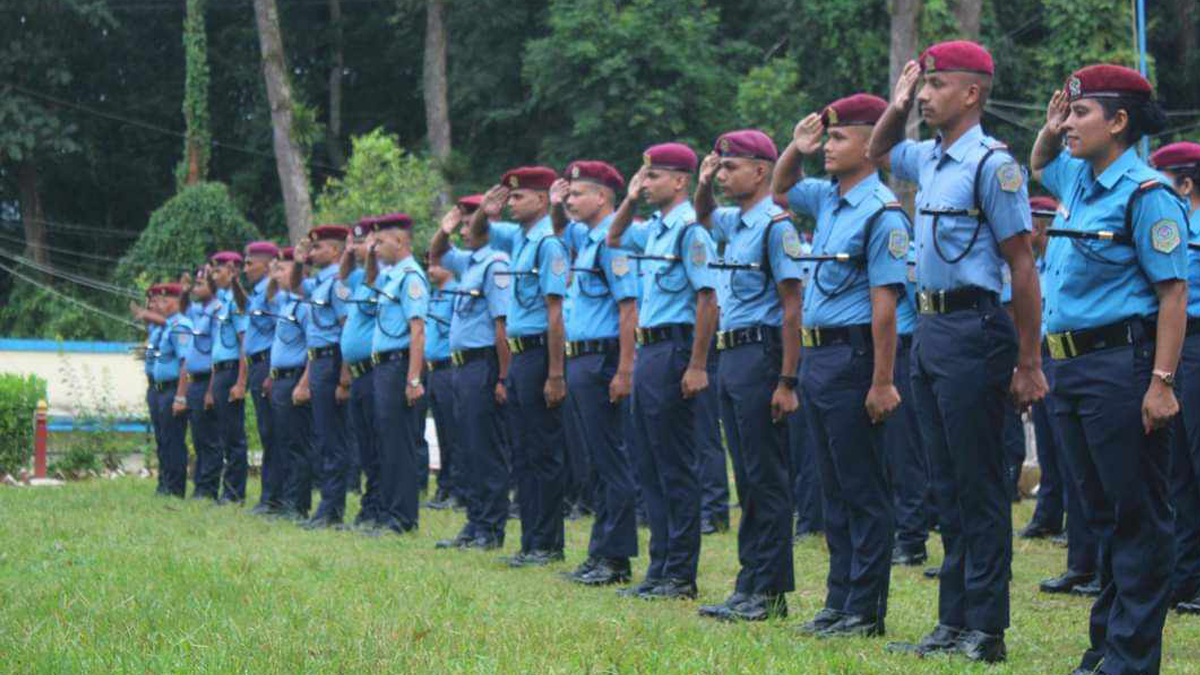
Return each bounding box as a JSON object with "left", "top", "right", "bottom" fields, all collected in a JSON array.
[
  {"left": 826, "top": 107, "right": 839, "bottom": 125},
  {"left": 1068, "top": 76, "right": 1082, "bottom": 99},
  {"left": 924, "top": 54, "right": 936, "bottom": 71},
  {"left": 570, "top": 165, "right": 580, "bottom": 179},
  {"left": 642, "top": 152, "right": 651, "bottom": 168},
  {"left": 508, "top": 175, "right": 519, "bottom": 189},
  {"left": 719, "top": 138, "right": 730, "bottom": 154}
]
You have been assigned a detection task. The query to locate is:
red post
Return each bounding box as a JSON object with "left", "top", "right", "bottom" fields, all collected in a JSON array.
[{"left": 34, "top": 399, "right": 48, "bottom": 479}]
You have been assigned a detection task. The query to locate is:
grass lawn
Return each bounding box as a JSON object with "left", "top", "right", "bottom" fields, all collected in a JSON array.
[{"left": 1, "top": 478, "right": 1197, "bottom": 674}]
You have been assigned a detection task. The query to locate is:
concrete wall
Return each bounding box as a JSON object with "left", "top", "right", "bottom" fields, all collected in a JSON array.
[{"left": 0, "top": 339, "right": 149, "bottom": 420}]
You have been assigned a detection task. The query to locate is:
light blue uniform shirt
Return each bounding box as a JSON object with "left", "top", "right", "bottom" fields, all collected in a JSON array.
[
  {"left": 153, "top": 312, "right": 192, "bottom": 382},
  {"left": 617, "top": 201, "right": 717, "bottom": 328},
  {"left": 898, "top": 243, "right": 918, "bottom": 336},
  {"left": 212, "top": 287, "right": 245, "bottom": 364},
  {"left": 1186, "top": 208, "right": 1200, "bottom": 318},
  {"left": 890, "top": 124, "right": 1032, "bottom": 293},
  {"left": 269, "top": 291, "right": 308, "bottom": 370},
  {"left": 144, "top": 324, "right": 161, "bottom": 376},
  {"left": 709, "top": 196, "right": 805, "bottom": 330},
  {"left": 244, "top": 276, "right": 275, "bottom": 357},
  {"left": 443, "top": 245, "right": 510, "bottom": 352},
  {"left": 787, "top": 173, "right": 910, "bottom": 327},
  {"left": 337, "top": 268, "right": 376, "bottom": 365},
  {"left": 371, "top": 256, "right": 429, "bottom": 354},
  {"left": 488, "top": 215, "right": 569, "bottom": 337},
  {"left": 1039, "top": 148, "right": 1189, "bottom": 332},
  {"left": 563, "top": 216, "right": 640, "bottom": 340},
  {"left": 299, "top": 263, "right": 348, "bottom": 348},
  {"left": 425, "top": 280, "right": 456, "bottom": 361},
  {"left": 184, "top": 298, "right": 219, "bottom": 374}
]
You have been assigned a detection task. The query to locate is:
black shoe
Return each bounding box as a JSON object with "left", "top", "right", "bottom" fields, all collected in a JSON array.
[
  {"left": 301, "top": 515, "right": 342, "bottom": 530},
  {"left": 958, "top": 630, "right": 1006, "bottom": 663},
  {"left": 1177, "top": 592, "right": 1200, "bottom": 614},
  {"left": 886, "top": 624, "right": 963, "bottom": 656},
  {"left": 892, "top": 546, "right": 928, "bottom": 566},
  {"left": 617, "top": 576, "right": 660, "bottom": 598},
  {"left": 424, "top": 489, "right": 452, "bottom": 510},
  {"left": 576, "top": 558, "right": 632, "bottom": 586},
  {"left": 640, "top": 577, "right": 697, "bottom": 600},
  {"left": 1071, "top": 579, "right": 1101, "bottom": 597},
  {"left": 1018, "top": 522, "right": 1062, "bottom": 539},
  {"left": 1039, "top": 570, "right": 1094, "bottom": 595},
  {"left": 711, "top": 593, "right": 787, "bottom": 622},
  {"left": 274, "top": 509, "right": 307, "bottom": 523},
  {"left": 795, "top": 608, "right": 843, "bottom": 635},
  {"left": 923, "top": 566, "right": 940, "bottom": 579},
  {"left": 507, "top": 549, "right": 564, "bottom": 568},
  {"left": 700, "top": 516, "right": 729, "bottom": 535},
  {"left": 464, "top": 535, "right": 502, "bottom": 550},
  {"left": 816, "top": 614, "right": 884, "bottom": 638},
  {"left": 698, "top": 592, "right": 749, "bottom": 619},
  {"left": 1050, "top": 533, "right": 1069, "bottom": 547},
  {"left": 562, "top": 557, "right": 599, "bottom": 581},
  {"left": 435, "top": 530, "right": 474, "bottom": 549},
  {"left": 249, "top": 503, "right": 272, "bottom": 516}
]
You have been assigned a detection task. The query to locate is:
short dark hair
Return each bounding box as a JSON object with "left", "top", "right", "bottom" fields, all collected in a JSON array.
[{"left": 1096, "top": 97, "right": 1167, "bottom": 146}]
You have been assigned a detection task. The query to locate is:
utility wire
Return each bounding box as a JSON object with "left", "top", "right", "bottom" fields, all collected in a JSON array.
[
  {"left": 0, "top": 247, "right": 143, "bottom": 300},
  {"left": 0, "top": 259, "right": 143, "bottom": 330}
]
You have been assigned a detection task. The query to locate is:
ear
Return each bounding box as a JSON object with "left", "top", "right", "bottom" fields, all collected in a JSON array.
[
  {"left": 1182, "top": 176, "right": 1196, "bottom": 198},
  {"left": 1108, "top": 108, "right": 1130, "bottom": 139}
]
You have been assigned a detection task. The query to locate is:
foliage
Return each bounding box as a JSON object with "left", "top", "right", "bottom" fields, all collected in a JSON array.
[
  {"left": 733, "top": 59, "right": 812, "bottom": 155},
  {"left": 0, "top": 373, "right": 46, "bottom": 476},
  {"left": 0, "top": 281, "right": 130, "bottom": 341},
  {"left": 313, "top": 129, "right": 442, "bottom": 256},
  {"left": 176, "top": 0, "right": 212, "bottom": 189}
]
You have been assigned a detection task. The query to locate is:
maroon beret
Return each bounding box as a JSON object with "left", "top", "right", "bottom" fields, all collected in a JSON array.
[
  {"left": 920, "top": 40, "right": 994, "bottom": 76},
  {"left": 1029, "top": 196, "right": 1059, "bottom": 218},
  {"left": 244, "top": 241, "right": 280, "bottom": 259},
  {"left": 822, "top": 93, "right": 889, "bottom": 127},
  {"left": 456, "top": 194, "right": 484, "bottom": 214},
  {"left": 1149, "top": 142, "right": 1200, "bottom": 172},
  {"left": 278, "top": 247, "right": 295, "bottom": 262},
  {"left": 209, "top": 251, "right": 243, "bottom": 266},
  {"left": 501, "top": 166, "right": 558, "bottom": 191},
  {"left": 642, "top": 143, "right": 698, "bottom": 173},
  {"left": 152, "top": 283, "right": 184, "bottom": 298},
  {"left": 1066, "top": 64, "right": 1152, "bottom": 102},
  {"left": 714, "top": 129, "right": 778, "bottom": 162},
  {"left": 308, "top": 224, "right": 351, "bottom": 242},
  {"left": 567, "top": 160, "right": 625, "bottom": 193},
  {"left": 363, "top": 213, "right": 413, "bottom": 236}
]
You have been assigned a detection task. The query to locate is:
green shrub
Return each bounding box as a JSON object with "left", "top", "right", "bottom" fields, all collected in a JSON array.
[{"left": 0, "top": 374, "right": 48, "bottom": 476}]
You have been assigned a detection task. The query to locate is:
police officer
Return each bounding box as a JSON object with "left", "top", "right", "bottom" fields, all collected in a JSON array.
[
  {"left": 235, "top": 241, "right": 281, "bottom": 515},
  {"left": 266, "top": 247, "right": 314, "bottom": 521},
  {"left": 870, "top": 41, "right": 1046, "bottom": 662},
  {"left": 133, "top": 287, "right": 167, "bottom": 494},
  {"left": 208, "top": 251, "right": 250, "bottom": 504},
  {"left": 694, "top": 130, "right": 802, "bottom": 621},
  {"left": 548, "top": 161, "right": 640, "bottom": 586},
  {"left": 422, "top": 256, "right": 463, "bottom": 511},
  {"left": 291, "top": 225, "right": 353, "bottom": 528},
  {"left": 1148, "top": 142, "right": 1200, "bottom": 615},
  {"left": 151, "top": 282, "right": 192, "bottom": 498},
  {"left": 468, "top": 167, "right": 570, "bottom": 567},
  {"left": 430, "top": 194, "right": 512, "bottom": 550},
  {"left": 181, "top": 266, "right": 221, "bottom": 501},
  {"left": 336, "top": 221, "right": 383, "bottom": 529},
  {"left": 366, "top": 213, "right": 427, "bottom": 535},
  {"left": 772, "top": 94, "right": 906, "bottom": 638}
]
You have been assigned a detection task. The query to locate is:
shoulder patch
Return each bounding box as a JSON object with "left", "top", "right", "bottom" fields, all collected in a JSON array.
[
  {"left": 1151, "top": 219, "right": 1182, "bottom": 253},
  {"left": 493, "top": 269, "right": 511, "bottom": 289},
  {"left": 888, "top": 229, "right": 908, "bottom": 260},
  {"left": 611, "top": 254, "right": 630, "bottom": 278},
  {"left": 781, "top": 228, "right": 803, "bottom": 258},
  {"left": 335, "top": 283, "right": 351, "bottom": 301},
  {"left": 996, "top": 162, "right": 1023, "bottom": 193},
  {"left": 771, "top": 211, "right": 793, "bottom": 223},
  {"left": 551, "top": 254, "right": 567, "bottom": 277},
  {"left": 690, "top": 239, "right": 707, "bottom": 266},
  {"left": 407, "top": 280, "right": 425, "bottom": 300}
]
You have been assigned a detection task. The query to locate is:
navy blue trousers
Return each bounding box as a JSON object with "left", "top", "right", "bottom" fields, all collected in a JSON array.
[
  {"left": 186, "top": 374, "right": 220, "bottom": 500},
  {"left": 567, "top": 350, "right": 638, "bottom": 559},
  {"left": 1029, "top": 395, "right": 1066, "bottom": 531},
  {"left": 153, "top": 382, "right": 188, "bottom": 497},
  {"left": 270, "top": 371, "right": 314, "bottom": 517},
  {"left": 694, "top": 350, "right": 729, "bottom": 525},
  {"left": 788, "top": 387, "right": 824, "bottom": 536},
  {"left": 562, "top": 389, "right": 595, "bottom": 513},
  {"left": 801, "top": 342, "right": 894, "bottom": 621},
  {"left": 309, "top": 353, "right": 348, "bottom": 521},
  {"left": 348, "top": 368, "right": 382, "bottom": 525},
  {"left": 453, "top": 354, "right": 510, "bottom": 541},
  {"left": 507, "top": 346, "right": 566, "bottom": 554},
  {"left": 1003, "top": 403, "right": 1026, "bottom": 500},
  {"left": 411, "top": 394, "right": 431, "bottom": 494},
  {"left": 631, "top": 338, "right": 701, "bottom": 582},
  {"left": 718, "top": 337, "right": 795, "bottom": 595},
  {"left": 375, "top": 357, "right": 420, "bottom": 532},
  {"left": 211, "top": 366, "right": 249, "bottom": 503},
  {"left": 887, "top": 337, "right": 930, "bottom": 553},
  {"left": 1171, "top": 333, "right": 1200, "bottom": 603},
  {"left": 248, "top": 357, "right": 278, "bottom": 509},
  {"left": 426, "top": 367, "right": 461, "bottom": 499},
  {"left": 911, "top": 306, "right": 1015, "bottom": 634},
  {"left": 1053, "top": 340, "right": 1174, "bottom": 675},
  {"left": 344, "top": 398, "right": 361, "bottom": 493},
  {"left": 1038, "top": 360, "right": 1099, "bottom": 575},
  {"left": 147, "top": 381, "right": 165, "bottom": 495}
]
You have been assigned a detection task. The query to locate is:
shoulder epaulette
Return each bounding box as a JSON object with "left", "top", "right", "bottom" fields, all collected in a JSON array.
[
  {"left": 985, "top": 139, "right": 1009, "bottom": 150},
  {"left": 884, "top": 201, "right": 903, "bottom": 209},
  {"left": 1138, "top": 179, "right": 1161, "bottom": 190},
  {"left": 771, "top": 211, "right": 794, "bottom": 223}
]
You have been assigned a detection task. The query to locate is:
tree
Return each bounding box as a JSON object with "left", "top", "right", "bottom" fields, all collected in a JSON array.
[
  {"left": 954, "top": 0, "right": 982, "bottom": 38},
  {"left": 178, "top": 0, "right": 212, "bottom": 188},
  {"left": 423, "top": 0, "right": 452, "bottom": 208},
  {"left": 327, "top": 0, "right": 347, "bottom": 168},
  {"left": 252, "top": 0, "right": 314, "bottom": 244},
  {"left": 888, "top": 0, "right": 922, "bottom": 205}
]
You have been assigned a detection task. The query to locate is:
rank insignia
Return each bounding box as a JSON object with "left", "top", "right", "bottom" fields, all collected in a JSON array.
[
  {"left": 782, "top": 228, "right": 803, "bottom": 258},
  {"left": 719, "top": 138, "right": 730, "bottom": 154},
  {"left": 888, "top": 229, "right": 908, "bottom": 259},
  {"left": 997, "top": 162, "right": 1023, "bottom": 193},
  {"left": 353, "top": 225, "right": 365, "bottom": 238},
  {"left": 570, "top": 165, "right": 580, "bottom": 179},
  {"left": 691, "top": 240, "right": 707, "bottom": 266},
  {"left": 1152, "top": 219, "right": 1181, "bottom": 253},
  {"left": 612, "top": 254, "right": 630, "bottom": 277}
]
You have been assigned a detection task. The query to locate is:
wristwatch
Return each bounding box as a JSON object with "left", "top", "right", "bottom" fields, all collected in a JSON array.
[
  {"left": 1152, "top": 369, "right": 1176, "bottom": 386},
  {"left": 409, "top": 377, "right": 422, "bottom": 388}
]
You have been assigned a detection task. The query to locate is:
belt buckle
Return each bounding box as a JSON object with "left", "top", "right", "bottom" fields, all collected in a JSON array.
[
  {"left": 918, "top": 291, "right": 932, "bottom": 314},
  {"left": 507, "top": 337, "right": 520, "bottom": 354},
  {"left": 371, "top": 353, "right": 381, "bottom": 366},
  {"left": 451, "top": 352, "right": 463, "bottom": 367},
  {"left": 716, "top": 331, "right": 727, "bottom": 351},
  {"left": 636, "top": 328, "right": 646, "bottom": 346},
  {"left": 1046, "top": 333, "right": 1067, "bottom": 360},
  {"left": 566, "top": 342, "right": 576, "bottom": 358},
  {"left": 427, "top": 361, "right": 434, "bottom": 373},
  {"left": 801, "top": 327, "right": 817, "bottom": 348}
]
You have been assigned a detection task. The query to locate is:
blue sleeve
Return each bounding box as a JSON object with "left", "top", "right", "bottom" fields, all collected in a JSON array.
[
  {"left": 442, "top": 248, "right": 470, "bottom": 278},
  {"left": 538, "top": 237, "right": 569, "bottom": 298},
  {"left": 601, "top": 246, "right": 639, "bottom": 302},
  {"left": 889, "top": 139, "right": 924, "bottom": 183},
  {"left": 399, "top": 273, "right": 430, "bottom": 323},
  {"left": 866, "top": 210, "right": 910, "bottom": 288},
  {"left": 768, "top": 220, "right": 805, "bottom": 283},
  {"left": 173, "top": 317, "right": 194, "bottom": 352},
  {"left": 345, "top": 268, "right": 365, "bottom": 290},
  {"left": 233, "top": 312, "right": 248, "bottom": 335},
  {"left": 488, "top": 221, "right": 520, "bottom": 254},
  {"left": 1038, "top": 149, "right": 1083, "bottom": 200},
  {"left": 682, "top": 225, "right": 717, "bottom": 292},
  {"left": 485, "top": 259, "right": 510, "bottom": 318},
  {"left": 330, "top": 280, "right": 349, "bottom": 321},
  {"left": 709, "top": 207, "right": 740, "bottom": 245},
  {"left": 980, "top": 152, "right": 1033, "bottom": 243},
  {"left": 786, "top": 178, "right": 829, "bottom": 218},
  {"left": 1133, "top": 189, "right": 1191, "bottom": 283},
  {"left": 301, "top": 277, "right": 316, "bottom": 296},
  {"left": 619, "top": 221, "right": 651, "bottom": 251},
  {"left": 565, "top": 222, "right": 587, "bottom": 255}
]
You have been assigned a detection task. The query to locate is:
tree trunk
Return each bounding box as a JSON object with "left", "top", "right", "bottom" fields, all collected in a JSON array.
[
  {"left": 953, "top": 0, "right": 981, "bottom": 39},
  {"left": 253, "top": 0, "right": 313, "bottom": 244},
  {"left": 1174, "top": 0, "right": 1197, "bottom": 107},
  {"left": 888, "top": 0, "right": 922, "bottom": 208},
  {"left": 18, "top": 159, "right": 49, "bottom": 275},
  {"left": 181, "top": 0, "right": 211, "bottom": 187},
  {"left": 327, "top": 0, "right": 346, "bottom": 168},
  {"left": 423, "top": 0, "right": 452, "bottom": 208}
]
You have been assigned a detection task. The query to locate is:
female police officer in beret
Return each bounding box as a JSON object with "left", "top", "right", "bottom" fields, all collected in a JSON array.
[{"left": 1031, "top": 64, "right": 1188, "bottom": 675}]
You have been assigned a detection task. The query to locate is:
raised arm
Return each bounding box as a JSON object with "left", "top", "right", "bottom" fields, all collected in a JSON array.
[
  {"left": 607, "top": 168, "right": 645, "bottom": 248},
  {"left": 338, "top": 233, "right": 356, "bottom": 280},
  {"left": 772, "top": 113, "right": 824, "bottom": 200},
  {"left": 430, "top": 207, "right": 461, "bottom": 267},
  {"left": 868, "top": 60, "right": 920, "bottom": 163},
  {"left": 693, "top": 152, "right": 721, "bottom": 227},
  {"left": 549, "top": 179, "right": 570, "bottom": 236},
  {"left": 1031, "top": 89, "right": 1069, "bottom": 181},
  {"left": 470, "top": 185, "right": 508, "bottom": 243}
]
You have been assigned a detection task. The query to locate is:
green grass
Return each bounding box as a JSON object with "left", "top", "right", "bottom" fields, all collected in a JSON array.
[{"left": 1, "top": 479, "right": 1197, "bottom": 674}]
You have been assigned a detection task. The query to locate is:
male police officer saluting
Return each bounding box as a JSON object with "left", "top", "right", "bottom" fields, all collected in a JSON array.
[
  {"left": 235, "top": 241, "right": 282, "bottom": 515},
  {"left": 208, "top": 251, "right": 250, "bottom": 504}
]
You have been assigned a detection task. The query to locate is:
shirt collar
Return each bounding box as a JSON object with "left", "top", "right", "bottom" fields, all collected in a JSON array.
[
  {"left": 470, "top": 244, "right": 494, "bottom": 263},
  {"left": 1094, "top": 146, "right": 1141, "bottom": 191},
  {"left": 656, "top": 200, "right": 693, "bottom": 232},
  {"left": 834, "top": 173, "right": 882, "bottom": 208},
  {"left": 317, "top": 263, "right": 339, "bottom": 282},
  {"left": 587, "top": 213, "right": 614, "bottom": 243},
  {"left": 253, "top": 276, "right": 269, "bottom": 294},
  {"left": 738, "top": 195, "right": 776, "bottom": 229},
  {"left": 526, "top": 214, "right": 552, "bottom": 239},
  {"left": 934, "top": 123, "right": 985, "bottom": 163}
]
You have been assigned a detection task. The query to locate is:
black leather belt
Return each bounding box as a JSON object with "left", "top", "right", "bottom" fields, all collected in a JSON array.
[
  {"left": 308, "top": 345, "right": 340, "bottom": 360},
  {"left": 152, "top": 379, "right": 178, "bottom": 393},
  {"left": 347, "top": 359, "right": 373, "bottom": 379},
  {"left": 636, "top": 323, "right": 693, "bottom": 347},
  {"left": 270, "top": 366, "right": 304, "bottom": 380},
  {"left": 371, "top": 348, "right": 410, "bottom": 366},
  {"left": 212, "top": 360, "right": 238, "bottom": 373},
  {"left": 451, "top": 346, "right": 496, "bottom": 367},
  {"left": 248, "top": 350, "right": 270, "bottom": 365},
  {"left": 1045, "top": 318, "right": 1156, "bottom": 360},
  {"left": 187, "top": 371, "right": 211, "bottom": 383},
  {"left": 508, "top": 334, "right": 547, "bottom": 355},
  {"left": 566, "top": 338, "right": 618, "bottom": 358},
  {"left": 146, "top": 374, "right": 155, "bottom": 387},
  {"left": 899, "top": 334, "right": 914, "bottom": 351},
  {"left": 427, "top": 358, "right": 453, "bottom": 372},
  {"left": 801, "top": 323, "right": 872, "bottom": 348},
  {"left": 917, "top": 287, "right": 999, "bottom": 315},
  {"left": 715, "top": 325, "right": 780, "bottom": 351}
]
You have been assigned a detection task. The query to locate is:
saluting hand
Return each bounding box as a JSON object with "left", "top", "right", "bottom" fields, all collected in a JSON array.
[
  {"left": 1142, "top": 379, "right": 1179, "bottom": 435},
  {"left": 439, "top": 206, "right": 462, "bottom": 235},
  {"left": 680, "top": 365, "right": 708, "bottom": 399},
  {"left": 770, "top": 384, "right": 798, "bottom": 424},
  {"left": 698, "top": 152, "right": 720, "bottom": 186},
  {"left": 549, "top": 179, "right": 570, "bottom": 206},
  {"left": 892, "top": 60, "right": 921, "bottom": 112},
  {"left": 792, "top": 112, "right": 824, "bottom": 155},
  {"left": 626, "top": 167, "right": 648, "bottom": 202},
  {"left": 865, "top": 383, "right": 900, "bottom": 424},
  {"left": 483, "top": 185, "right": 509, "bottom": 218},
  {"left": 1043, "top": 89, "right": 1069, "bottom": 135}
]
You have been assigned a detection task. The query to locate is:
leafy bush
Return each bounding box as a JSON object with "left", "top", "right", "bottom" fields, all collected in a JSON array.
[
  {"left": 56, "top": 357, "right": 139, "bottom": 472},
  {"left": 0, "top": 373, "right": 48, "bottom": 476},
  {"left": 0, "top": 280, "right": 132, "bottom": 341}
]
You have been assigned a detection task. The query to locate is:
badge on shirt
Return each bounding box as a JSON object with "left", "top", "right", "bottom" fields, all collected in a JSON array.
[
  {"left": 997, "top": 162, "right": 1023, "bottom": 193},
  {"left": 888, "top": 230, "right": 908, "bottom": 260},
  {"left": 335, "top": 282, "right": 351, "bottom": 301},
  {"left": 407, "top": 281, "right": 425, "bottom": 300},
  {"left": 781, "top": 228, "right": 803, "bottom": 259},
  {"left": 551, "top": 254, "right": 567, "bottom": 277},
  {"left": 1152, "top": 219, "right": 1182, "bottom": 253},
  {"left": 493, "top": 271, "right": 510, "bottom": 289},
  {"left": 690, "top": 240, "right": 707, "bottom": 266},
  {"left": 611, "top": 254, "right": 630, "bottom": 277}
]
